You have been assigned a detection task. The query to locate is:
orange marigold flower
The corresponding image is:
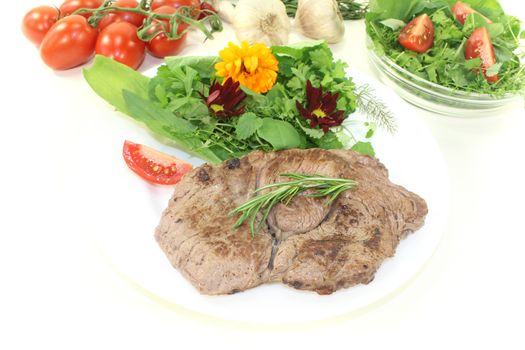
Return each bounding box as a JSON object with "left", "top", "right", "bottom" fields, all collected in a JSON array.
[{"left": 215, "top": 41, "right": 279, "bottom": 94}]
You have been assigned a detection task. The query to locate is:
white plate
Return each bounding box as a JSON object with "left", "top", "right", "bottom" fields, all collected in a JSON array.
[{"left": 64, "top": 56, "right": 449, "bottom": 326}]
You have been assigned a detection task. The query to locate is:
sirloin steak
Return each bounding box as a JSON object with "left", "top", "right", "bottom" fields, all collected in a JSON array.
[{"left": 155, "top": 149, "right": 428, "bottom": 295}]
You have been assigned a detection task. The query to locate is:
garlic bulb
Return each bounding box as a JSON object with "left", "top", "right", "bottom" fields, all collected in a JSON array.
[
  {"left": 295, "top": 0, "right": 345, "bottom": 44},
  {"left": 228, "top": 0, "right": 291, "bottom": 46},
  {"left": 215, "top": 1, "right": 235, "bottom": 24}
]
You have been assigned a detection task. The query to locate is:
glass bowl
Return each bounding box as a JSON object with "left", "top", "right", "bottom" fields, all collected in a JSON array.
[{"left": 367, "top": 39, "right": 524, "bottom": 117}]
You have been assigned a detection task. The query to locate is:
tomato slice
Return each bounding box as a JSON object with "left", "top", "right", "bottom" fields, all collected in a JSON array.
[
  {"left": 451, "top": 1, "right": 492, "bottom": 25},
  {"left": 122, "top": 140, "right": 192, "bottom": 185},
  {"left": 465, "top": 27, "right": 498, "bottom": 83},
  {"left": 398, "top": 14, "right": 434, "bottom": 53}
]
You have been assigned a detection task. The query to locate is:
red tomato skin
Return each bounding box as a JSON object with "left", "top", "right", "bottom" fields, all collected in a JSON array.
[
  {"left": 398, "top": 14, "right": 434, "bottom": 53},
  {"left": 122, "top": 140, "right": 192, "bottom": 185},
  {"left": 22, "top": 6, "right": 59, "bottom": 46},
  {"left": 59, "top": 0, "right": 104, "bottom": 19},
  {"left": 451, "top": 1, "right": 492, "bottom": 25},
  {"left": 147, "top": 6, "right": 187, "bottom": 58},
  {"left": 96, "top": 22, "right": 146, "bottom": 70},
  {"left": 97, "top": 0, "right": 146, "bottom": 31},
  {"left": 150, "top": 0, "right": 200, "bottom": 11},
  {"left": 198, "top": 2, "right": 217, "bottom": 20},
  {"left": 465, "top": 27, "right": 498, "bottom": 83},
  {"left": 40, "top": 15, "right": 98, "bottom": 70}
]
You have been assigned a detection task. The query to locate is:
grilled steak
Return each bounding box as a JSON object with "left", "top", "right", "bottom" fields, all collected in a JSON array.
[{"left": 155, "top": 149, "right": 428, "bottom": 295}]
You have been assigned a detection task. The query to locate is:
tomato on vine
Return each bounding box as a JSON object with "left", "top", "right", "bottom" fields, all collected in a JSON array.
[
  {"left": 147, "top": 6, "right": 188, "bottom": 58},
  {"left": 150, "top": 0, "right": 200, "bottom": 11},
  {"left": 198, "top": 2, "right": 217, "bottom": 20},
  {"left": 97, "top": 0, "right": 146, "bottom": 30},
  {"left": 22, "top": 6, "right": 59, "bottom": 46},
  {"left": 40, "top": 15, "right": 98, "bottom": 70},
  {"left": 96, "top": 22, "right": 146, "bottom": 70},
  {"left": 59, "top": 0, "right": 104, "bottom": 19}
]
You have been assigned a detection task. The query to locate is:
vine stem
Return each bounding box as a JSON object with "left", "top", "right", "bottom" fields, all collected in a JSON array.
[{"left": 71, "top": 2, "right": 222, "bottom": 41}]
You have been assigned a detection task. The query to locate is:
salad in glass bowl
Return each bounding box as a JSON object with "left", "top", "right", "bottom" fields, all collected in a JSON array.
[{"left": 365, "top": 0, "right": 525, "bottom": 116}]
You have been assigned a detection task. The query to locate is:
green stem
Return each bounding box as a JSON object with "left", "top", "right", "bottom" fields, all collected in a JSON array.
[{"left": 71, "top": 2, "right": 222, "bottom": 40}]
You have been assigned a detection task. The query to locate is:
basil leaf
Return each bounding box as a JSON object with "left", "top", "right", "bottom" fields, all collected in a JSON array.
[{"left": 257, "top": 119, "right": 303, "bottom": 150}]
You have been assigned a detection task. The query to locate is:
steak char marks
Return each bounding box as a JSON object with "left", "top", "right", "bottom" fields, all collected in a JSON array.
[{"left": 155, "top": 149, "right": 427, "bottom": 295}]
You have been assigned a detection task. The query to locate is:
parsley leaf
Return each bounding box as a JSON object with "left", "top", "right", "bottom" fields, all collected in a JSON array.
[{"left": 236, "top": 113, "right": 263, "bottom": 139}]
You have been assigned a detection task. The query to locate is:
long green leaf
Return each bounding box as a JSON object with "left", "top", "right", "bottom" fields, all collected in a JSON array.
[
  {"left": 83, "top": 55, "right": 150, "bottom": 114},
  {"left": 122, "top": 90, "right": 223, "bottom": 164}
]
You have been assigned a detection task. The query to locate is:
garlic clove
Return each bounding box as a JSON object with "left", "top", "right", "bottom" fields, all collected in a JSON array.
[{"left": 296, "top": 0, "right": 345, "bottom": 44}]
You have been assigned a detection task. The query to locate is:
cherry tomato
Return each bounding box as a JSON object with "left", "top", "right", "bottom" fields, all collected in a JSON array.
[
  {"left": 22, "top": 6, "right": 59, "bottom": 46},
  {"left": 398, "top": 14, "right": 434, "bottom": 53},
  {"left": 59, "top": 0, "right": 104, "bottom": 19},
  {"left": 147, "top": 6, "right": 187, "bottom": 58},
  {"left": 150, "top": 0, "right": 200, "bottom": 11},
  {"left": 198, "top": 2, "right": 217, "bottom": 20},
  {"left": 451, "top": 1, "right": 492, "bottom": 25},
  {"left": 96, "top": 22, "right": 145, "bottom": 70},
  {"left": 97, "top": 0, "right": 146, "bottom": 31},
  {"left": 40, "top": 15, "right": 98, "bottom": 70},
  {"left": 465, "top": 27, "right": 498, "bottom": 83},
  {"left": 123, "top": 140, "right": 192, "bottom": 185}
]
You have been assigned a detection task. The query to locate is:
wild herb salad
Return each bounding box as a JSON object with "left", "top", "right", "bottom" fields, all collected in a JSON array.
[
  {"left": 84, "top": 41, "right": 394, "bottom": 164},
  {"left": 366, "top": 0, "right": 525, "bottom": 96}
]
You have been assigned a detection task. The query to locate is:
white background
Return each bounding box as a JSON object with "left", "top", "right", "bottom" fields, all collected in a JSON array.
[{"left": 1, "top": 1, "right": 524, "bottom": 349}]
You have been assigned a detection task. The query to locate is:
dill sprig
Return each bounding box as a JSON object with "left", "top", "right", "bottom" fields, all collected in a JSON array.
[
  {"left": 282, "top": 0, "right": 369, "bottom": 20},
  {"left": 355, "top": 84, "right": 398, "bottom": 134},
  {"left": 230, "top": 173, "right": 358, "bottom": 236}
]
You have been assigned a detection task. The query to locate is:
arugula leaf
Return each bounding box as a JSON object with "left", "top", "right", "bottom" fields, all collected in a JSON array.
[
  {"left": 236, "top": 113, "right": 263, "bottom": 139},
  {"left": 257, "top": 119, "right": 304, "bottom": 150}
]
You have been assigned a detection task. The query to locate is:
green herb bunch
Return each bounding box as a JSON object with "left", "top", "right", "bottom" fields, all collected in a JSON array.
[
  {"left": 282, "top": 0, "right": 369, "bottom": 20},
  {"left": 84, "top": 41, "right": 392, "bottom": 164},
  {"left": 366, "top": 0, "right": 525, "bottom": 96}
]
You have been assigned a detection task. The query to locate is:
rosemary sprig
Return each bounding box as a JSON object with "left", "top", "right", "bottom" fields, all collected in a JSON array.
[
  {"left": 230, "top": 173, "right": 358, "bottom": 236},
  {"left": 355, "top": 84, "right": 398, "bottom": 134},
  {"left": 282, "top": 0, "right": 369, "bottom": 20}
]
